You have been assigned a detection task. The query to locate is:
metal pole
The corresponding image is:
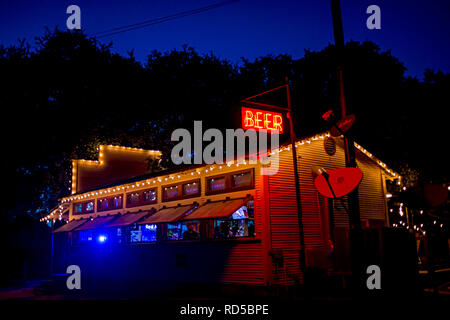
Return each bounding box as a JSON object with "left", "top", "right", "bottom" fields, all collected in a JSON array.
[
  {"left": 330, "top": 0, "right": 360, "bottom": 228},
  {"left": 285, "top": 77, "right": 307, "bottom": 285},
  {"left": 330, "top": 0, "right": 363, "bottom": 293}
]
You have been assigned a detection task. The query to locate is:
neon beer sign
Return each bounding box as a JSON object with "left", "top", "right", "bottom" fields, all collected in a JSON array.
[{"left": 241, "top": 107, "right": 283, "bottom": 133}]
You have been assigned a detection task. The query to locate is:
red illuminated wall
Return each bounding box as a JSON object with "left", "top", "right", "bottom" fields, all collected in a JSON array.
[{"left": 74, "top": 147, "right": 160, "bottom": 193}]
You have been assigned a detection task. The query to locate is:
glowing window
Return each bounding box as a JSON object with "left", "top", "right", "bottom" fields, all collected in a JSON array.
[
  {"left": 183, "top": 181, "right": 199, "bottom": 196},
  {"left": 163, "top": 186, "right": 178, "bottom": 200},
  {"left": 73, "top": 203, "right": 83, "bottom": 214},
  {"left": 232, "top": 171, "right": 252, "bottom": 188},
  {"left": 85, "top": 201, "right": 94, "bottom": 212},
  {"left": 208, "top": 177, "right": 226, "bottom": 192},
  {"left": 141, "top": 224, "right": 157, "bottom": 242},
  {"left": 213, "top": 199, "right": 255, "bottom": 239},
  {"left": 143, "top": 190, "right": 156, "bottom": 202}
]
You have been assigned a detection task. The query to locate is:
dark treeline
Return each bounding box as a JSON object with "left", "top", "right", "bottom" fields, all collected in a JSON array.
[{"left": 0, "top": 29, "right": 448, "bottom": 227}]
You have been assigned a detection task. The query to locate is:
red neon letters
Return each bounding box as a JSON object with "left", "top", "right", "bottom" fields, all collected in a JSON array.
[{"left": 241, "top": 107, "right": 283, "bottom": 133}]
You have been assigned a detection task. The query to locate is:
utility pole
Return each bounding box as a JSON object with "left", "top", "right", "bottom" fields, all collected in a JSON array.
[
  {"left": 286, "top": 77, "right": 307, "bottom": 288},
  {"left": 330, "top": 0, "right": 363, "bottom": 292},
  {"left": 330, "top": 0, "right": 361, "bottom": 229}
]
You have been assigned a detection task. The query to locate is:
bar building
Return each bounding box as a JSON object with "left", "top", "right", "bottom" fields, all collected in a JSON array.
[{"left": 48, "top": 132, "right": 399, "bottom": 287}]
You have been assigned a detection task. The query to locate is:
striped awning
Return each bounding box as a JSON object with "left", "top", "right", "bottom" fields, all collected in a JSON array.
[
  {"left": 73, "top": 215, "right": 118, "bottom": 231},
  {"left": 138, "top": 205, "right": 196, "bottom": 224},
  {"left": 104, "top": 209, "right": 154, "bottom": 228},
  {"left": 53, "top": 218, "right": 89, "bottom": 233},
  {"left": 182, "top": 197, "right": 249, "bottom": 220}
]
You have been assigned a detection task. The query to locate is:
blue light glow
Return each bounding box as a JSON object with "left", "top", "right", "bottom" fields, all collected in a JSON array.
[{"left": 97, "top": 234, "right": 108, "bottom": 243}]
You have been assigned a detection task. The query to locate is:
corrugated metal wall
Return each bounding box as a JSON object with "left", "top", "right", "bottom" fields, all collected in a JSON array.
[
  {"left": 267, "top": 150, "right": 302, "bottom": 284},
  {"left": 221, "top": 168, "right": 266, "bottom": 285},
  {"left": 267, "top": 136, "right": 388, "bottom": 284},
  {"left": 356, "top": 150, "right": 388, "bottom": 222}
]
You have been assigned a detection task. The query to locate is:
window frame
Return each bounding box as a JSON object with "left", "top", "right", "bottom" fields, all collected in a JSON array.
[
  {"left": 97, "top": 194, "right": 124, "bottom": 212},
  {"left": 125, "top": 188, "right": 157, "bottom": 208},
  {"left": 206, "top": 168, "right": 254, "bottom": 196},
  {"left": 72, "top": 200, "right": 95, "bottom": 215},
  {"left": 162, "top": 179, "right": 201, "bottom": 202},
  {"left": 212, "top": 198, "right": 255, "bottom": 239}
]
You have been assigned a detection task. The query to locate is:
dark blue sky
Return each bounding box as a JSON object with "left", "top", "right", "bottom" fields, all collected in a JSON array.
[{"left": 1, "top": 0, "right": 449, "bottom": 78}]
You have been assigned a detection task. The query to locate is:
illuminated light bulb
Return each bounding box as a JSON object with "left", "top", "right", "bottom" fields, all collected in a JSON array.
[{"left": 433, "top": 221, "right": 437, "bottom": 224}]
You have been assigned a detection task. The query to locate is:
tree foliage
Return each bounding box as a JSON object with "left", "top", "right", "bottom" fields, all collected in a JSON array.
[{"left": 0, "top": 29, "right": 448, "bottom": 224}]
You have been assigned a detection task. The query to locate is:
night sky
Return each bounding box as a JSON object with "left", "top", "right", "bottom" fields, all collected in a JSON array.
[{"left": 1, "top": 0, "right": 449, "bottom": 78}]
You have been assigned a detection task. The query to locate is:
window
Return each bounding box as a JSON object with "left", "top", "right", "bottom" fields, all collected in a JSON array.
[
  {"left": 113, "top": 197, "right": 122, "bottom": 208},
  {"left": 167, "top": 223, "right": 182, "bottom": 240},
  {"left": 73, "top": 203, "right": 83, "bottom": 214},
  {"left": 77, "top": 230, "right": 93, "bottom": 242},
  {"left": 163, "top": 186, "right": 178, "bottom": 201},
  {"left": 129, "top": 224, "right": 158, "bottom": 243},
  {"left": 162, "top": 180, "right": 201, "bottom": 202},
  {"left": 181, "top": 221, "right": 200, "bottom": 240},
  {"left": 232, "top": 171, "right": 253, "bottom": 188},
  {"left": 182, "top": 180, "right": 200, "bottom": 197},
  {"left": 208, "top": 177, "right": 226, "bottom": 192},
  {"left": 73, "top": 201, "right": 94, "bottom": 215},
  {"left": 141, "top": 224, "right": 157, "bottom": 242},
  {"left": 213, "top": 200, "right": 255, "bottom": 239},
  {"left": 126, "top": 188, "right": 157, "bottom": 208},
  {"left": 98, "top": 195, "right": 123, "bottom": 212},
  {"left": 128, "top": 193, "right": 140, "bottom": 205},
  {"left": 143, "top": 190, "right": 156, "bottom": 202},
  {"left": 85, "top": 201, "right": 94, "bottom": 212},
  {"left": 166, "top": 221, "right": 200, "bottom": 240},
  {"left": 206, "top": 169, "right": 254, "bottom": 195},
  {"left": 106, "top": 227, "right": 124, "bottom": 244}
]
